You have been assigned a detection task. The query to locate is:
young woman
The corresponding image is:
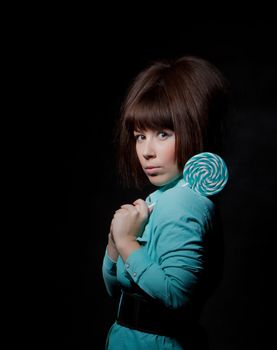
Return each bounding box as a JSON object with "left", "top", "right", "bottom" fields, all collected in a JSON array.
[{"left": 102, "top": 55, "right": 229, "bottom": 349}]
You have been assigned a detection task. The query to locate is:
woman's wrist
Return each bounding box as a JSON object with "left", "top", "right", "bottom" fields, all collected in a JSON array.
[
  {"left": 107, "top": 240, "right": 119, "bottom": 262},
  {"left": 116, "top": 238, "right": 140, "bottom": 262}
]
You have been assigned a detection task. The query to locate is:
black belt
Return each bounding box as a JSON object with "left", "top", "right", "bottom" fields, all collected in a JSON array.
[{"left": 116, "top": 290, "right": 189, "bottom": 337}]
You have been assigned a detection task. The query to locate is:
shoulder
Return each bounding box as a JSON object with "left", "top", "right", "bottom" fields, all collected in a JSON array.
[{"left": 155, "top": 184, "right": 215, "bottom": 226}]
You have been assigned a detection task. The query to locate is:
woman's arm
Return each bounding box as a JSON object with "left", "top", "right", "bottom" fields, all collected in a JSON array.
[
  {"left": 121, "top": 191, "right": 215, "bottom": 309},
  {"left": 102, "top": 234, "right": 120, "bottom": 297},
  {"left": 103, "top": 198, "right": 150, "bottom": 296},
  {"left": 123, "top": 216, "right": 205, "bottom": 309},
  {"left": 107, "top": 233, "right": 119, "bottom": 262}
]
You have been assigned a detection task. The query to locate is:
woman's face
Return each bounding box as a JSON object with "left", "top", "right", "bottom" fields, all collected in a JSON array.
[{"left": 134, "top": 128, "right": 181, "bottom": 187}]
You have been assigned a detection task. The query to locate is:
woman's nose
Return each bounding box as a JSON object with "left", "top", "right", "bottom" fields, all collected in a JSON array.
[{"left": 142, "top": 140, "right": 156, "bottom": 160}]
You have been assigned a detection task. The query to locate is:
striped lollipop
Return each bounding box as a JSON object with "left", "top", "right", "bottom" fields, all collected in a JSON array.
[{"left": 182, "top": 152, "right": 229, "bottom": 196}]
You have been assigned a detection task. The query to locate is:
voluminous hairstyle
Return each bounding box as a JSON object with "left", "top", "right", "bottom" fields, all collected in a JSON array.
[{"left": 115, "top": 55, "right": 230, "bottom": 189}]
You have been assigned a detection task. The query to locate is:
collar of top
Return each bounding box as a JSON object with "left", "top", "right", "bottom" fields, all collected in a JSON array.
[{"left": 146, "top": 174, "right": 183, "bottom": 206}]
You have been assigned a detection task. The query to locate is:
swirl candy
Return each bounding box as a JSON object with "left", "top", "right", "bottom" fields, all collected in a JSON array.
[{"left": 182, "top": 152, "right": 229, "bottom": 196}]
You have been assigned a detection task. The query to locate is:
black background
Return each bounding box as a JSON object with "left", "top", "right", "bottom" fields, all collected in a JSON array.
[{"left": 36, "top": 19, "right": 277, "bottom": 349}]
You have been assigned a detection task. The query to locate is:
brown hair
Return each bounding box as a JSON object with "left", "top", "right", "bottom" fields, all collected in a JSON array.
[{"left": 115, "top": 55, "right": 230, "bottom": 189}]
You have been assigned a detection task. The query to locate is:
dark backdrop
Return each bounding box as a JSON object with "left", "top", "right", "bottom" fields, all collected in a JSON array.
[{"left": 44, "top": 22, "right": 276, "bottom": 349}]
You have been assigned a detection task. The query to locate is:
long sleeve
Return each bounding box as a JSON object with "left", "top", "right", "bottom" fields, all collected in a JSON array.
[
  {"left": 122, "top": 186, "right": 215, "bottom": 309},
  {"left": 102, "top": 249, "right": 121, "bottom": 297}
]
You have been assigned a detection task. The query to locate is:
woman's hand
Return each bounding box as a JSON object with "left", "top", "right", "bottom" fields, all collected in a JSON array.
[{"left": 111, "top": 199, "right": 150, "bottom": 250}]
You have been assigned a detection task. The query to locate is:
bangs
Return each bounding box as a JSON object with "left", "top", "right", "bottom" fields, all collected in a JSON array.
[{"left": 124, "top": 88, "right": 174, "bottom": 132}]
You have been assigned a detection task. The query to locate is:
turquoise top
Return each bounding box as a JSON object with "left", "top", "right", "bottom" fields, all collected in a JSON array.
[{"left": 102, "top": 176, "right": 216, "bottom": 349}]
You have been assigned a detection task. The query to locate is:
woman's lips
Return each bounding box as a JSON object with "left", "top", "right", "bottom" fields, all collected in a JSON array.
[{"left": 144, "top": 166, "right": 161, "bottom": 175}]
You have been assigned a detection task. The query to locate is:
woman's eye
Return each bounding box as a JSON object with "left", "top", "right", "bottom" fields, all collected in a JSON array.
[
  {"left": 134, "top": 134, "right": 144, "bottom": 141},
  {"left": 158, "top": 131, "right": 169, "bottom": 139}
]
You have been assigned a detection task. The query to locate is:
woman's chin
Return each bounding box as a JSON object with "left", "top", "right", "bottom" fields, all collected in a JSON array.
[{"left": 147, "top": 174, "right": 179, "bottom": 187}]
